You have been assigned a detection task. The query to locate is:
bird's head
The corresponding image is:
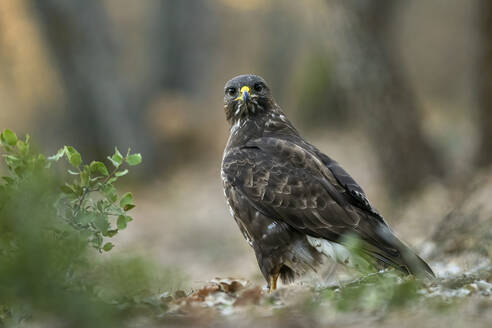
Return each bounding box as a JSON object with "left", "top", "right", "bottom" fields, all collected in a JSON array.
[{"left": 224, "top": 74, "right": 274, "bottom": 123}]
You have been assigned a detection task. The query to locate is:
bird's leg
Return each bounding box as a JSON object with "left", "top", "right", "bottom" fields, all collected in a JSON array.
[{"left": 268, "top": 272, "right": 279, "bottom": 293}]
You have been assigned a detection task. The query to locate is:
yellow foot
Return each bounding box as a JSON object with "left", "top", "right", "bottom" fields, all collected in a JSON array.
[{"left": 268, "top": 273, "right": 279, "bottom": 293}]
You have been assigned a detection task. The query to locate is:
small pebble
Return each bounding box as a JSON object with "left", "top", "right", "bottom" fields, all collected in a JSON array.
[
  {"left": 466, "top": 283, "right": 478, "bottom": 292},
  {"left": 476, "top": 280, "right": 492, "bottom": 291}
]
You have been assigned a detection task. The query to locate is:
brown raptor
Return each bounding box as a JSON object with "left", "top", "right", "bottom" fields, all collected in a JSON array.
[{"left": 221, "top": 74, "right": 434, "bottom": 292}]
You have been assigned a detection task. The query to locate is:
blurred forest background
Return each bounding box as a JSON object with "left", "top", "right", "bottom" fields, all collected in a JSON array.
[{"left": 1, "top": 0, "right": 492, "bottom": 290}]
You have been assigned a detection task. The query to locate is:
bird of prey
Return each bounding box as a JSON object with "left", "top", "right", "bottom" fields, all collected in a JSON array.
[{"left": 221, "top": 74, "right": 434, "bottom": 292}]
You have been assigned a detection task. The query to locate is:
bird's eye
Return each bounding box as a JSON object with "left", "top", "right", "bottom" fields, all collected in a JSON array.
[
  {"left": 226, "top": 87, "right": 237, "bottom": 97},
  {"left": 253, "top": 83, "right": 264, "bottom": 92}
]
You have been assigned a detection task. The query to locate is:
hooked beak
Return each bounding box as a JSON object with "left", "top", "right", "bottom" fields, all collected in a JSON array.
[
  {"left": 233, "top": 85, "right": 261, "bottom": 117},
  {"left": 235, "top": 86, "right": 251, "bottom": 104},
  {"left": 241, "top": 89, "right": 250, "bottom": 103}
]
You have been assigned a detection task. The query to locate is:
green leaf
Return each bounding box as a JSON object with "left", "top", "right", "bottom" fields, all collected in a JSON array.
[
  {"left": 1, "top": 176, "right": 14, "bottom": 184},
  {"left": 78, "top": 212, "right": 96, "bottom": 225},
  {"left": 4, "top": 155, "right": 20, "bottom": 171},
  {"left": 91, "top": 234, "right": 103, "bottom": 250},
  {"left": 16, "top": 140, "right": 28, "bottom": 156},
  {"left": 4, "top": 154, "right": 19, "bottom": 161},
  {"left": 80, "top": 166, "right": 90, "bottom": 187},
  {"left": 106, "top": 229, "right": 118, "bottom": 237},
  {"left": 96, "top": 199, "right": 106, "bottom": 212},
  {"left": 90, "top": 161, "right": 109, "bottom": 176},
  {"left": 115, "top": 169, "right": 128, "bottom": 177},
  {"left": 119, "top": 192, "right": 134, "bottom": 210},
  {"left": 35, "top": 154, "right": 47, "bottom": 167},
  {"left": 90, "top": 176, "right": 102, "bottom": 183},
  {"left": 117, "top": 215, "right": 132, "bottom": 230},
  {"left": 102, "top": 184, "right": 117, "bottom": 203},
  {"left": 102, "top": 242, "right": 114, "bottom": 252},
  {"left": 123, "top": 204, "right": 135, "bottom": 211},
  {"left": 107, "top": 156, "right": 118, "bottom": 168},
  {"left": 48, "top": 147, "right": 66, "bottom": 161},
  {"left": 108, "top": 147, "right": 123, "bottom": 167},
  {"left": 1, "top": 129, "right": 18, "bottom": 146},
  {"left": 64, "top": 146, "right": 82, "bottom": 168},
  {"left": 126, "top": 153, "right": 142, "bottom": 166},
  {"left": 70, "top": 183, "right": 83, "bottom": 197},
  {"left": 94, "top": 215, "right": 109, "bottom": 234},
  {"left": 114, "top": 147, "right": 123, "bottom": 158},
  {"left": 60, "top": 184, "right": 74, "bottom": 194}
]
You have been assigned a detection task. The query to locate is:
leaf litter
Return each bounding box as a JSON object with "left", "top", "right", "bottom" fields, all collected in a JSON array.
[{"left": 149, "top": 263, "right": 492, "bottom": 328}]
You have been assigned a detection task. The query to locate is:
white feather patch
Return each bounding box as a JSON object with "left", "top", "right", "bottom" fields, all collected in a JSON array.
[{"left": 306, "top": 235, "right": 354, "bottom": 266}]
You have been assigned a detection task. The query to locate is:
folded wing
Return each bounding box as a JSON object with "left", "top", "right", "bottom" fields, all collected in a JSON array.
[{"left": 222, "top": 137, "right": 434, "bottom": 277}]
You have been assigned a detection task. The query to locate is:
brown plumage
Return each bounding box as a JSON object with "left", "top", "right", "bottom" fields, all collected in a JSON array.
[{"left": 221, "top": 74, "right": 434, "bottom": 291}]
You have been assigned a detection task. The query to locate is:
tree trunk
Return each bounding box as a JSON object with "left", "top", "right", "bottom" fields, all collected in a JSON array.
[
  {"left": 476, "top": 0, "right": 492, "bottom": 169},
  {"left": 30, "top": 0, "right": 152, "bottom": 163},
  {"left": 325, "top": 0, "right": 444, "bottom": 198}
]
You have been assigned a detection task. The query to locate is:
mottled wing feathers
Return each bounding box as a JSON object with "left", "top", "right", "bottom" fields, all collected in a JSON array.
[
  {"left": 223, "top": 137, "right": 363, "bottom": 240},
  {"left": 315, "top": 151, "right": 385, "bottom": 222},
  {"left": 223, "top": 136, "right": 433, "bottom": 277}
]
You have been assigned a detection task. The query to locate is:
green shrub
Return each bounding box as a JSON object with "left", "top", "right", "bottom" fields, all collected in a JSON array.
[{"left": 0, "top": 129, "right": 181, "bottom": 327}]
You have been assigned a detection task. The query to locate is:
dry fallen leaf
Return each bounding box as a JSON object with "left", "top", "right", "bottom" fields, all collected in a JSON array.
[
  {"left": 188, "top": 284, "right": 221, "bottom": 303},
  {"left": 233, "top": 286, "right": 262, "bottom": 306}
]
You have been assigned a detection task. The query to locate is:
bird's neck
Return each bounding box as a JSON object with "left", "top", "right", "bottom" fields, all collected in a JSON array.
[{"left": 225, "top": 106, "right": 300, "bottom": 149}]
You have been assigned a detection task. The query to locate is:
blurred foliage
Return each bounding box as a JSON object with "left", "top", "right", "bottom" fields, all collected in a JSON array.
[
  {"left": 90, "top": 256, "right": 183, "bottom": 314},
  {"left": 51, "top": 145, "right": 141, "bottom": 252},
  {"left": 1, "top": 129, "right": 142, "bottom": 252},
  {"left": 293, "top": 52, "right": 348, "bottom": 129},
  {"left": 312, "top": 234, "right": 420, "bottom": 312},
  {"left": 317, "top": 272, "right": 421, "bottom": 312},
  {"left": 340, "top": 233, "right": 378, "bottom": 274},
  {"left": 0, "top": 129, "right": 183, "bottom": 327}
]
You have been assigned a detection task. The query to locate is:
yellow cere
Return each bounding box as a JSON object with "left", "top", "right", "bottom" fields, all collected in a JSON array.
[
  {"left": 235, "top": 86, "right": 250, "bottom": 100},
  {"left": 240, "top": 86, "right": 250, "bottom": 93}
]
